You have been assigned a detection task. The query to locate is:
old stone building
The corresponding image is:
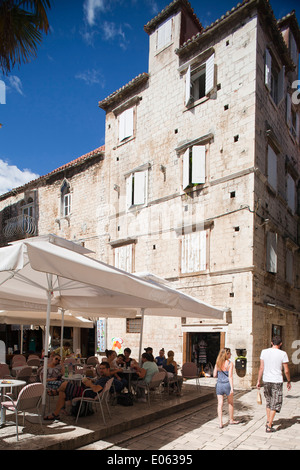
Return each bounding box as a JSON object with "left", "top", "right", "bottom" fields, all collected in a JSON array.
[{"left": 0, "top": 0, "right": 299, "bottom": 387}]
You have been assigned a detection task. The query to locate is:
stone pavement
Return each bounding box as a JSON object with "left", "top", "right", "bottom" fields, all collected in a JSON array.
[
  {"left": 79, "top": 377, "right": 300, "bottom": 451},
  {"left": 0, "top": 377, "right": 299, "bottom": 451}
]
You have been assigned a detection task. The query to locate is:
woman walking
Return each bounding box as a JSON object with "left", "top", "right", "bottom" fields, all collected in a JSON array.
[{"left": 213, "top": 348, "right": 239, "bottom": 428}]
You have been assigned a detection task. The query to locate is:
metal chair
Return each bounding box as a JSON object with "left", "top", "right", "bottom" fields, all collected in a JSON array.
[
  {"left": 161, "top": 368, "right": 183, "bottom": 395},
  {"left": 27, "top": 358, "right": 41, "bottom": 368},
  {"left": 181, "top": 362, "right": 200, "bottom": 390},
  {"left": 1, "top": 383, "right": 44, "bottom": 440},
  {"left": 16, "top": 366, "right": 33, "bottom": 385},
  {"left": 73, "top": 377, "right": 114, "bottom": 424},
  {"left": 134, "top": 371, "right": 166, "bottom": 406},
  {"left": 12, "top": 355, "right": 26, "bottom": 366},
  {"left": 0, "top": 363, "right": 12, "bottom": 379},
  {"left": 86, "top": 356, "right": 99, "bottom": 367}
]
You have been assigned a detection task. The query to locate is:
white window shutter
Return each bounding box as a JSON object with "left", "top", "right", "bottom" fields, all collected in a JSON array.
[
  {"left": 267, "top": 145, "right": 277, "bottom": 190},
  {"left": 192, "top": 146, "right": 206, "bottom": 184},
  {"left": 126, "top": 174, "right": 133, "bottom": 208},
  {"left": 182, "top": 148, "right": 190, "bottom": 189},
  {"left": 124, "top": 107, "right": 133, "bottom": 139},
  {"left": 181, "top": 231, "right": 206, "bottom": 273},
  {"left": 114, "top": 245, "right": 133, "bottom": 273},
  {"left": 266, "top": 232, "right": 277, "bottom": 273},
  {"left": 287, "top": 174, "right": 295, "bottom": 213},
  {"left": 185, "top": 65, "right": 191, "bottom": 106},
  {"left": 119, "top": 111, "right": 126, "bottom": 141},
  {"left": 265, "top": 49, "right": 272, "bottom": 91},
  {"left": 205, "top": 53, "right": 214, "bottom": 95},
  {"left": 157, "top": 18, "right": 172, "bottom": 49},
  {"left": 277, "top": 66, "right": 285, "bottom": 104},
  {"left": 133, "top": 171, "right": 146, "bottom": 206}
]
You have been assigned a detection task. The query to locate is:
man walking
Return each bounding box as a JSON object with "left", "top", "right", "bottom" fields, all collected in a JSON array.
[{"left": 257, "top": 336, "right": 291, "bottom": 433}]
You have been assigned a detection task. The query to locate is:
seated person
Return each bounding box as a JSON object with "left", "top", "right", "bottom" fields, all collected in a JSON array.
[
  {"left": 39, "top": 354, "right": 65, "bottom": 396},
  {"left": 123, "top": 347, "right": 134, "bottom": 367},
  {"left": 162, "top": 350, "right": 178, "bottom": 376},
  {"left": 144, "top": 347, "right": 155, "bottom": 362},
  {"left": 105, "top": 349, "right": 128, "bottom": 392},
  {"left": 44, "top": 361, "right": 113, "bottom": 420},
  {"left": 116, "top": 354, "right": 125, "bottom": 367},
  {"left": 131, "top": 353, "right": 159, "bottom": 402},
  {"left": 155, "top": 348, "right": 166, "bottom": 367},
  {"left": 162, "top": 350, "right": 183, "bottom": 394},
  {"left": 53, "top": 342, "right": 72, "bottom": 360}
]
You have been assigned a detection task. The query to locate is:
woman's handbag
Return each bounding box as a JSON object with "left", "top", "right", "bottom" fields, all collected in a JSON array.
[{"left": 257, "top": 389, "right": 262, "bottom": 405}]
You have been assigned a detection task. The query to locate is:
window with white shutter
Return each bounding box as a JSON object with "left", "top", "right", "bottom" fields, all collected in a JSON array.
[
  {"left": 264, "top": 48, "right": 285, "bottom": 105},
  {"left": 114, "top": 244, "right": 133, "bottom": 272},
  {"left": 60, "top": 179, "right": 72, "bottom": 218},
  {"left": 181, "top": 231, "right": 207, "bottom": 274},
  {"left": 182, "top": 145, "right": 206, "bottom": 190},
  {"left": 156, "top": 17, "right": 172, "bottom": 50},
  {"left": 266, "top": 231, "right": 277, "bottom": 274},
  {"left": 287, "top": 173, "right": 296, "bottom": 213},
  {"left": 126, "top": 170, "right": 148, "bottom": 209},
  {"left": 185, "top": 54, "right": 215, "bottom": 106},
  {"left": 119, "top": 107, "right": 134, "bottom": 142},
  {"left": 267, "top": 145, "right": 277, "bottom": 191}
]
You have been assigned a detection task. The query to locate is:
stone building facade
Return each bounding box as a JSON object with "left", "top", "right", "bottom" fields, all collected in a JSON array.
[{"left": 0, "top": 0, "right": 299, "bottom": 387}]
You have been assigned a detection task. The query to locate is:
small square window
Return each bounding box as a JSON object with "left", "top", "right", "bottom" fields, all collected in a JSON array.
[{"left": 126, "top": 318, "right": 141, "bottom": 334}]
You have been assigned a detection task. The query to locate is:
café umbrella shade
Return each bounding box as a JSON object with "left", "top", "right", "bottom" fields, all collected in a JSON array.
[{"left": 0, "top": 235, "right": 224, "bottom": 409}]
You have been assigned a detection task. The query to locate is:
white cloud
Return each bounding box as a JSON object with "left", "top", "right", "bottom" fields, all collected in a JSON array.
[
  {"left": 75, "top": 68, "right": 105, "bottom": 87},
  {"left": 83, "top": 0, "right": 106, "bottom": 26},
  {"left": 0, "top": 159, "right": 39, "bottom": 195},
  {"left": 6, "top": 75, "right": 24, "bottom": 96}
]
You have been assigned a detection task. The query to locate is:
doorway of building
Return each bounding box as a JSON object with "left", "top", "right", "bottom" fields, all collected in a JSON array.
[{"left": 189, "top": 332, "right": 221, "bottom": 375}]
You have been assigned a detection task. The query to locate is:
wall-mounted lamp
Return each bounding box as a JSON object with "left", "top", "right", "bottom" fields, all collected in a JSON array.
[
  {"left": 160, "top": 165, "right": 166, "bottom": 181},
  {"left": 114, "top": 184, "right": 120, "bottom": 194}
]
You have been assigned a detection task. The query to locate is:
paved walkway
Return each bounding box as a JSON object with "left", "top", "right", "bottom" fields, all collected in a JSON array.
[
  {"left": 0, "top": 377, "right": 299, "bottom": 450},
  {"left": 79, "top": 377, "right": 300, "bottom": 451}
]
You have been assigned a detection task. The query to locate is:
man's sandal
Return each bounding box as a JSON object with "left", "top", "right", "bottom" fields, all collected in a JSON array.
[
  {"left": 43, "top": 413, "right": 60, "bottom": 421},
  {"left": 266, "top": 425, "right": 276, "bottom": 433}
]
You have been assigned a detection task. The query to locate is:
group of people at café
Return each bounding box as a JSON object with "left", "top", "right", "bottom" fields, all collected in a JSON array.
[{"left": 43, "top": 344, "right": 180, "bottom": 420}]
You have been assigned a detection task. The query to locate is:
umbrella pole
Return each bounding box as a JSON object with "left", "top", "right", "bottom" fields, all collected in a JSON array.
[
  {"left": 60, "top": 309, "right": 65, "bottom": 358},
  {"left": 138, "top": 308, "right": 145, "bottom": 363},
  {"left": 42, "top": 274, "right": 53, "bottom": 414}
]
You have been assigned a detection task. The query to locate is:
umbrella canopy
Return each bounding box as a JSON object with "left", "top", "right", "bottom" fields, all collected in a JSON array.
[
  {"left": 0, "top": 234, "right": 224, "bottom": 409},
  {"left": 0, "top": 310, "right": 93, "bottom": 328}
]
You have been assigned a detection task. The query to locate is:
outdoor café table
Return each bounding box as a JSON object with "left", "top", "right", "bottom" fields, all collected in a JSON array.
[
  {"left": 0, "top": 379, "right": 26, "bottom": 427},
  {"left": 62, "top": 374, "right": 83, "bottom": 385},
  {"left": 119, "top": 368, "right": 137, "bottom": 392}
]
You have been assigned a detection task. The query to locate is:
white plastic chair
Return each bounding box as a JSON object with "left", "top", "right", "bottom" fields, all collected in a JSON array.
[
  {"left": 1, "top": 383, "right": 44, "bottom": 440},
  {"left": 73, "top": 377, "right": 114, "bottom": 424},
  {"left": 134, "top": 371, "right": 166, "bottom": 406}
]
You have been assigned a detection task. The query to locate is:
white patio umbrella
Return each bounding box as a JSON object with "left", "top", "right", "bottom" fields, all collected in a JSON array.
[{"left": 0, "top": 234, "right": 216, "bottom": 410}]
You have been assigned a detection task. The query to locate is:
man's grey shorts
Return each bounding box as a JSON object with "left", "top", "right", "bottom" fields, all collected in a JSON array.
[{"left": 263, "top": 382, "right": 283, "bottom": 412}]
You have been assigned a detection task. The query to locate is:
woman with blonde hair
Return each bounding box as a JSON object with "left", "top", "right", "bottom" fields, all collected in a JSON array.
[{"left": 213, "top": 348, "right": 239, "bottom": 428}]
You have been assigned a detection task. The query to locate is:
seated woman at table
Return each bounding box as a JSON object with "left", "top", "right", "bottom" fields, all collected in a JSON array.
[
  {"left": 44, "top": 361, "right": 113, "bottom": 420},
  {"left": 39, "top": 354, "right": 65, "bottom": 396},
  {"left": 155, "top": 348, "right": 166, "bottom": 367},
  {"left": 131, "top": 353, "right": 159, "bottom": 402},
  {"left": 162, "top": 350, "right": 178, "bottom": 376},
  {"left": 105, "top": 349, "right": 128, "bottom": 392},
  {"left": 123, "top": 347, "right": 134, "bottom": 367}
]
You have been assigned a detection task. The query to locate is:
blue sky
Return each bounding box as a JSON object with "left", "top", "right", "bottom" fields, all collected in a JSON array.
[{"left": 0, "top": 0, "right": 298, "bottom": 195}]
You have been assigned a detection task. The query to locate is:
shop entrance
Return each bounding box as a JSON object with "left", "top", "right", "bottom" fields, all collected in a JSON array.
[{"left": 187, "top": 332, "right": 224, "bottom": 376}]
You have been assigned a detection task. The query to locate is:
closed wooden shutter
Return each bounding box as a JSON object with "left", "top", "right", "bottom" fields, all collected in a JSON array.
[
  {"left": 114, "top": 244, "right": 133, "bottom": 272},
  {"left": 277, "top": 66, "right": 285, "bottom": 104},
  {"left": 287, "top": 174, "right": 295, "bottom": 213},
  {"left": 157, "top": 17, "right": 172, "bottom": 49},
  {"left": 182, "top": 148, "right": 190, "bottom": 189},
  {"left": 119, "top": 108, "right": 133, "bottom": 141},
  {"left": 126, "top": 174, "right": 133, "bottom": 208},
  {"left": 181, "top": 231, "right": 206, "bottom": 273},
  {"left": 286, "top": 249, "right": 293, "bottom": 284}
]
